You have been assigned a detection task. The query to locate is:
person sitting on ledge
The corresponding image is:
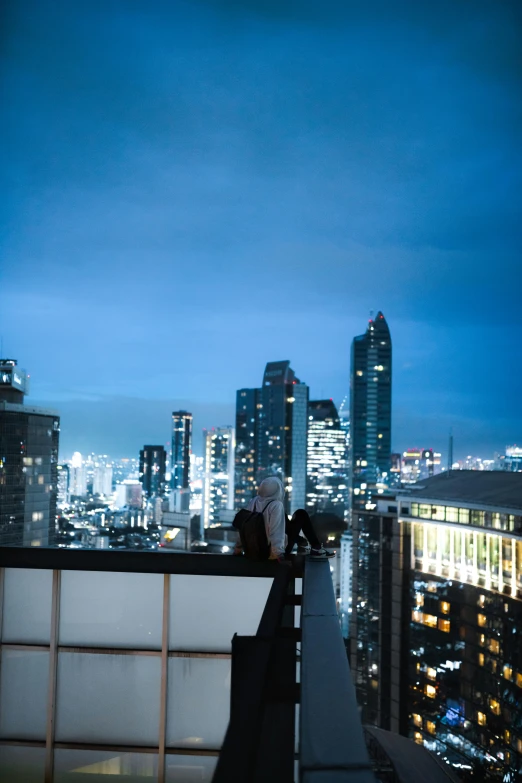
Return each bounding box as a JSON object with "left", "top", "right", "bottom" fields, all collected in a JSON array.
[{"left": 234, "top": 476, "right": 335, "bottom": 561}]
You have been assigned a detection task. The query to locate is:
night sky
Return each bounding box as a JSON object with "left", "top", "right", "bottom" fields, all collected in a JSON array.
[{"left": 1, "top": 0, "right": 521, "bottom": 459}]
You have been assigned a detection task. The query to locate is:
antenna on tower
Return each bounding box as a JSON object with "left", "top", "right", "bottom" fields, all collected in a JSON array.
[{"left": 448, "top": 429, "right": 453, "bottom": 472}]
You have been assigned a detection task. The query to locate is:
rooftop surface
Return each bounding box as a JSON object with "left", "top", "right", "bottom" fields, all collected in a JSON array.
[{"left": 399, "top": 470, "right": 522, "bottom": 511}]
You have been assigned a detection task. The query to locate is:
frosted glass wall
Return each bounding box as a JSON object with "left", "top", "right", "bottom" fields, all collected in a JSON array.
[{"left": 0, "top": 564, "right": 275, "bottom": 781}]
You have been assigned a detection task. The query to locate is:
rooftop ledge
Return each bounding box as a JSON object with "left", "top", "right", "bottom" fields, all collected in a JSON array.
[{"left": 0, "top": 548, "right": 455, "bottom": 783}]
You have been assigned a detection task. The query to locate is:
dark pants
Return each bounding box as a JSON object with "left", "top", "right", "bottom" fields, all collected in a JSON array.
[{"left": 285, "top": 509, "right": 321, "bottom": 555}]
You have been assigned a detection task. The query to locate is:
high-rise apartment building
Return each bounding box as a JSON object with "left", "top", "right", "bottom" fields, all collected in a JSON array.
[
  {"left": 234, "top": 361, "right": 309, "bottom": 513},
  {"left": 69, "top": 451, "right": 87, "bottom": 497},
  {"left": 93, "top": 461, "right": 113, "bottom": 496},
  {"left": 350, "top": 312, "right": 392, "bottom": 515},
  {"left": 139, "top": 445, "right": 167, "bottom": 498},
  {"left": 350, "top": 470, "right": 522, "bottom": 781},
  {"left": 306, "top": 399, "right": 348, "bottom": 517},
  {"left": 0, "top": 359, "right": 59, "bottom": 546},
  {"left": 202, "top": 427, "right": 235, "bottom": 529},
  {"left": 171, "top": 411, "right": 192, "bottom": 490}
]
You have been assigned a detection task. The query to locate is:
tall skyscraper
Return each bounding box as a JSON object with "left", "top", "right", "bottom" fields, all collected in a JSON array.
[
  {"left": 202, "top": 426, "right": 235, "bottom": 529},
  {"left": 0, "top": 359, "right": 59, "bottom": 546},
  {"left": 234, "top": 387, "right": 260, "bottom": 509},
  {"left": 139, "top": 446, "right": 167, "bottom": 498},
  {"left": 234, "top": 361, "right": 308, "bottom": 513},
  {"left": 171, "top": 411, "right": 192, "bottom": 490},
  {"left": 306, "top": 399, "right": 348, "bottom": 517},
  {"left": 350, "top": 311, "right": 392, "bottom": 515},
  {"left": 56, "top": 463, "right": 70, "bottom": 507}
]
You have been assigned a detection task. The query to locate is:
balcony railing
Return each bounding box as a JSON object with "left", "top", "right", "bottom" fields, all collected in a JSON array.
[{"left": 0, "top": 547, "right": 375, "bottom": 782}]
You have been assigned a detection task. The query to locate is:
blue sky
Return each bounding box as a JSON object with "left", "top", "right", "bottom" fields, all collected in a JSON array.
[{"left": 1, "top": 0, "right": 521, "bottom": 458}]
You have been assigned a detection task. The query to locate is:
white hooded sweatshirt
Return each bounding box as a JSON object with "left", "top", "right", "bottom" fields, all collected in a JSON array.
[{"left": 248, "top": 477, "right": 287, "bottom": 559}]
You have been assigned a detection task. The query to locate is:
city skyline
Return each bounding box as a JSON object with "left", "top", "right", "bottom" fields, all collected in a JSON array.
[{"left": 2, "top": 1, "right": 520, "bottom": 462}]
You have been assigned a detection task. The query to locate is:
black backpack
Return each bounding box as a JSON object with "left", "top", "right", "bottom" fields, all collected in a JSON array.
[{"left": 232, "top": 500, "right": 275, "bottom": 561}]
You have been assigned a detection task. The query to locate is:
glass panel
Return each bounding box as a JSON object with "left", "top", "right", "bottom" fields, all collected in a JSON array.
[
  {"left": 165, "top": 754, "right": 217, "bottom": 782},
  {"left": 59, "top": 571, "right": 163, "bottom": 649},
  {"left": 2, "top": 568, "right": 52, "bottom": 643},
  {"left": 446, "top": 507, "right": 459, "bottom": 523},
  {"left": 0, "top": 650, "right": 49, "bottom": 740},
  {"left": 0, "top": 745, "right": 45, "bottom": 782},
  {"left": 169, "top": 575, "right": 272, "bottom": 652},
  {"left": 166, "top": 657, "right": 230, "bottom": 749},
  {"left": 56, "top": 652, "right": 160, "bottom": 745},
  {"left": 54, "top": 749, "right": 158, "bottom": 782}
]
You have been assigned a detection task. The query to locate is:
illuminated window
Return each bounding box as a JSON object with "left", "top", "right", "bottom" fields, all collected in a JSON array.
[
  {"left": 478, "top": 653, "right": 485, "bottom": 666},
  {"left": 432, "top": 506, "right": 445, "bottom": 521},
  {"left": 445, "top": 507, "right": 459, "bottom": 522},
  {"left": 503, "top": 665, "right": 513, "bottom": 681},
  {"left": 415, "top": 593, "right": 424, "bottom": 607},
  {"left": 438, "top": 619, "right": 450, "bottom": 633},
  {"left": 488, "top": 639, "right": 500, "bottom": 655},
  {"left": 440, "top": 601, "right": 450, "bottom": 614},
  {"left": 479, "top": 634, "right": 486, "bottom": 647},
  {"left": 477, "top": 613, "right": 487, "bottom": 627},
  {"left": 517, "top": 738, "right": 522, "bottom": 754},
  {"left": 424, "top": 614, "right": 438, "bottom": 628},
  {"left": 414, "top": 731, "right": 423, "bottom": 745},
  {"left": 516, "top": 672, "right": 522, "bottom": 689},
  {"left": 478, "top": 594, "right": 485, "bottom": 608},
  {"left": 489, "top": 699, "right": 501, "bottom": 716},
  {"left": 477, "top": 711, "right": 486, "bottom": 726},
  {"left": 426, "top": 720, "right": 436, "bottom": 735},
  {"left": 23, "top": 457, "right": 33, "bottom": 466},
  {"left": 504, "top": 729, "right": 511, "bottom": 744},
  {"left": 426, "top": 667, "right": 436, "bottom": 681},
  {"left": 412, "top": 714, "right": 422, "bottom": 727},
  {"left": 425, "top": 684, "right": 436, "bottom": 698},
  {"left": 459, "top": 508, "right": 470, "bottom": 524},
  {"left": 419, "top": 504, "right": 431, "bottom": 519},
  {"left": 411, "top": 503, "right": 419, "bottom": 517},
  {"left": 356, "top": 370, "right": 363, "bottom": 377}
]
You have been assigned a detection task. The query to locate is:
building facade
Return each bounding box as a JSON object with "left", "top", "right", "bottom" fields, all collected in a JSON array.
[
  {"left": 234, "top": 361, "right": 309, "bottom": 514},
  {"left": 350, "top": 471, "right": 522, "bottom": 781},
  {"left": 306, "top": 399, "right": 348, "bottom": 518},
  {"left": 0, "top": 359, "right": 59, "bottom": 546},
  {"left": 349, "top": 312, "right": 392, "bottom": 516},
  {"left": 202, "top": 427, "right": 235, "bottom": 529},
  {"left": 139, "top": 445, "right": 167, "bottom": 498},
  {"left": 171, "top": 411, "right": 192, "bottom": 491},
  {"left": 93, "top": 461, "right": 113, "bottom": 497}
]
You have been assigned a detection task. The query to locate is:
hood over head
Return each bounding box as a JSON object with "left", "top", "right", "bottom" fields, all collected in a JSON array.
[{"left": 257, "top": 476, "right": 284, "bottom": 502}]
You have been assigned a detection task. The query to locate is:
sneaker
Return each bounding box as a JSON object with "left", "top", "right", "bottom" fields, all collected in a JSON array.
[{"left": 309, "top": 546, "right": 335, "bottom": 559}]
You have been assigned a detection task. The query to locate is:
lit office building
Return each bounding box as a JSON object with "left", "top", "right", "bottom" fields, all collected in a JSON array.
[
  {"left": 139, "top": 446, "right": 167, "bottom": 498},
  {"left": 202, "top": 427, "right": 235, "bottom": 529},
  {"left": 171, "top": 411, "right": 192, "bottom": 491},
  {"left": 306, "top": 399, "right": 348, "bottom": 517},
  {"left": 401, "top": 448, "right": 442, "bottom": 484},
  {"left": 349, "top": 312, "right": 392, "bottom": 515},
  {"left": 350, "top": 470, "right": 522, "bottom": 781},
  {"left": 235, "top": 361, "right": 308, "bottom": 514},
  {"left": 115, "top": 479, "right": 143, "bottom": 509},
  {"left": 0, "top": 359, "right": 59, "bottom": 546}
]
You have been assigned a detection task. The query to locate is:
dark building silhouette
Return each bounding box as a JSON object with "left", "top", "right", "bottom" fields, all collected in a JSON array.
[
  {"left": 171, "top": 411, "right": 192, "bottom": 490},
  {"left": 350, "top": 311, "right": 392, "bottom": 515},
  {"left": 306, "top": 399, "right": 348, "bottom": 518},
  {"left": 0, "top": 359, "right": 59, "bottom": 546},
  {"left": 139, "top": 445, "right": 167, "bottom": 497},
  {"left": 235, "top": 361, "right": 308, "bottom": 513}
]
